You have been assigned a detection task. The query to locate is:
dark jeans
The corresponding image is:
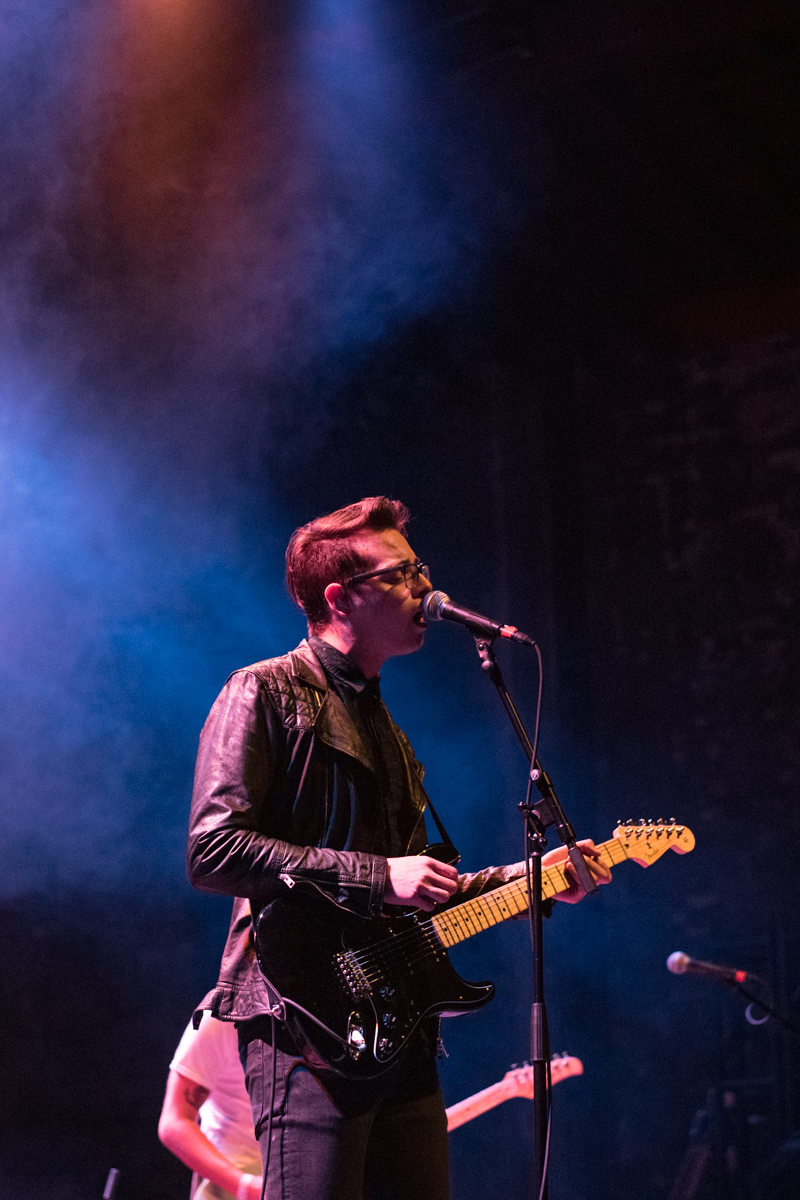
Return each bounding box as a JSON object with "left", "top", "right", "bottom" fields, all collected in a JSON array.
[{"left": 238, "top": 1023, "right": 450, "bottom": 1200}]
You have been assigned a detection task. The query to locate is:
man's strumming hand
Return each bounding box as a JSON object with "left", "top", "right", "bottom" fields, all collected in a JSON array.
[{"left": 384, "top": 856, "right": 458, "bottom": 912}]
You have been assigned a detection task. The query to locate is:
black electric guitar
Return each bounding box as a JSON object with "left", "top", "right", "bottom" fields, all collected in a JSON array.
[{"left": 255, "top": 820, "right": 695, "bottom": 1078}]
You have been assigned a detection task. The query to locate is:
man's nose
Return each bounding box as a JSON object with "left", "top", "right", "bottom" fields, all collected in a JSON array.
[{"left": 414, "top": 573, "right": 433, "bottom": 596}]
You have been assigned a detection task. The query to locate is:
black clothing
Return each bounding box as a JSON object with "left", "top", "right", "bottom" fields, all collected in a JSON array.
[
  {"left": 188, "top": 638, "right": 528, "bottom": 1200},
  {"left": 240, "top": 1031, "right": 450, "bottom": 1200},
  {"left": 308, "top": 636, "right": 411, "bottom": 857},
  {"left": 187, "top": 639, "right": 524, "bottom": 1023}
]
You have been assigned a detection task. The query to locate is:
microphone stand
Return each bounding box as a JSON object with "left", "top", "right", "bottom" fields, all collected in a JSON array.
[{"left": 473, "top": 637, "right": 598, "bottom": 1200}]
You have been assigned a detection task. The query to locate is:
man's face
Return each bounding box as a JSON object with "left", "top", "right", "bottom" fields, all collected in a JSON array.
[{"left": 344, "top": 528, "right": 433, "bottom": 666}]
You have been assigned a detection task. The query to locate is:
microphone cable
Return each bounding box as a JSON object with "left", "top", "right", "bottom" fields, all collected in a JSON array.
[{"left": 258, "top": 1011, "right": 278, "bottom": 1200}]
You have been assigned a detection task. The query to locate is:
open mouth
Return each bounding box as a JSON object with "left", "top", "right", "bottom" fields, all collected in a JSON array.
[{"left": 412, "top": 609, "right": 427, "bottom": 628}]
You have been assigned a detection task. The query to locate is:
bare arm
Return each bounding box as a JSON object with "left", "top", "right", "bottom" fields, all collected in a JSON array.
[{"left": 158, "top": 1070, "right": 263, "bottom": 1200}]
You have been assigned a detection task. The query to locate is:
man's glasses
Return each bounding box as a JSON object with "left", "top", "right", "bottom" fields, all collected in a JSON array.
[{"left": 345, "top": 560, "right": 431, "bottom": 589}]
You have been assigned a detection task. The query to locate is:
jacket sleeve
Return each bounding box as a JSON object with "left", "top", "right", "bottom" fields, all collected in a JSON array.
[
  {"left": 455, "top": 861, "right": 526, "bottom": 901},
  {"left": 453, "top": 861, "right": 556, "bottom": 919},
  {"left": 186, "top": 670, "right": 387, "bottom": 916}
]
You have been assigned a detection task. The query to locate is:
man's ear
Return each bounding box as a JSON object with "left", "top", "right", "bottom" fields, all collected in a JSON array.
[{"left": 323, "top": 581, "right": 351, "bottom": 623}]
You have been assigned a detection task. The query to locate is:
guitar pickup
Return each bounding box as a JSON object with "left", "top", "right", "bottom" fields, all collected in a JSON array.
[{"left": 335, "top": 950, "right": 373, "bottom": 1000}]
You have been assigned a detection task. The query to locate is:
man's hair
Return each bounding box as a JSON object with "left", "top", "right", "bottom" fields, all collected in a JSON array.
[{"left": 286, "top": 496, "right": 410, "bottom": 631}]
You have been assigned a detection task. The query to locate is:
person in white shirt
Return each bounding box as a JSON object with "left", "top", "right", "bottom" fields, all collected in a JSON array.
[{"left": 159, "top": 1010, "right": 263, "bottom": 1200}]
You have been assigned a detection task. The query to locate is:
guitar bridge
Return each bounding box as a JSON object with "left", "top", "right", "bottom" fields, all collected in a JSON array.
[{"left": 335, "top": 950, "right": 372, "bottom": 999}]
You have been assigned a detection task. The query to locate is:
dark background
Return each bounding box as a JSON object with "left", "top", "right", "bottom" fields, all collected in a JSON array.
[{"left": 1, "top": 1, "right": 798, "bottom": 1198}]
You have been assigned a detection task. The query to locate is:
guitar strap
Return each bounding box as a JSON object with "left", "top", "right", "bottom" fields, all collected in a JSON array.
[{"left": 423, "top": 796, "right": 460, "bottom": 865}]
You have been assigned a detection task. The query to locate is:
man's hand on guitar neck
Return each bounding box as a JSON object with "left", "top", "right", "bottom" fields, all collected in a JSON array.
[
  {"left": 384, "top": 856, "right": 459, "bottom": 911},
  {"left": 543, "top": 839, "right": 612, "bottom": 904}
]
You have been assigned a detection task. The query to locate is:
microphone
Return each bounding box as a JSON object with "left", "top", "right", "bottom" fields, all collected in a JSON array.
[
  {"left": 667, "top": 951, "right": 750, "bottom": 986},
  {"left": 422, "top": 591, "right": 537, "bottom": 647}
]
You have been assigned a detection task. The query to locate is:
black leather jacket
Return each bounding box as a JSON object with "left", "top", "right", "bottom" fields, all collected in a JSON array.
[{"left": 187, "top": 640, "right": 523, "bottom": 1021}]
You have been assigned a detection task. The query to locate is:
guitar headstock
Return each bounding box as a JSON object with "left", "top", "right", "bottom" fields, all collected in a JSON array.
[
  {"left": 503, "top": 1054, "right": 584, "bottom": 1099},
  {"left": 613, "top": 819, "right": 695, "bottom": 866}
]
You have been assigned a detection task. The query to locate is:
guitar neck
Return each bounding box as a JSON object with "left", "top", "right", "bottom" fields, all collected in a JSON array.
[
  {"left": 430, "top": 838, "right": 625, "bottom": 950},
  {"left": 445, "top": 1077, "right": 517, "bottom": 1131}
]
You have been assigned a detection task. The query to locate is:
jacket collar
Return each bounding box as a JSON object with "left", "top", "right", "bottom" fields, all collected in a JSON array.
[
  {"left": 286, "top": 639, "right": 376, "bottom": 772},
  {"left": 308, "top": 635, "right": 381, "bottom": 699},
  {"left": 286, "top": 638, "right": 331, "bottom": 691}
]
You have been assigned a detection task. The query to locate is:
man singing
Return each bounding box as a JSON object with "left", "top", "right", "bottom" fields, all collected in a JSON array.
[{"left": 187, "top": 496, "right": 609, "bottom": 1200}]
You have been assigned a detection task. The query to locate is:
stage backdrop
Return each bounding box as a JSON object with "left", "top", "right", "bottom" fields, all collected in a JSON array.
[{"left": 1, "top": 2, "right": 798, "bottom": 1199}]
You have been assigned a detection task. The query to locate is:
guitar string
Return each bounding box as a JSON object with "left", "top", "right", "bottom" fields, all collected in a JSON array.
[
  {"left": 344, "top": 834, "right": 668, "bottom": 977},
  {"left": 345, "top": 868, "right": 563, "bottom": 973},
  {"left": 347, "top": 842, "right": 616, "bottom": 970},
  {"left": 344, "top": 861, "right": 579, "bottom": 978},
  {"left": 347, "top": 850, "right": 606, "bottom": 974}
]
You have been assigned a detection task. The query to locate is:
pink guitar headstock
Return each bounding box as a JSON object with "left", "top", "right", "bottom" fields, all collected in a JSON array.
[{"left": 503, "top": 1054, "right": 584, "bottom": 1099}]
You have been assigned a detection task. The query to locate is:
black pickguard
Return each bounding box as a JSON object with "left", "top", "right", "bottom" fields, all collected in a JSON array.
[{"left": 255, "top": 893, "right": 495, "bottom": 1078}]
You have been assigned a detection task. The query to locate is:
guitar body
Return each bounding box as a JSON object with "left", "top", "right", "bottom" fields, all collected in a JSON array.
[{"left": 255, "top": 893, "right": 495, "bottom": 1079}]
